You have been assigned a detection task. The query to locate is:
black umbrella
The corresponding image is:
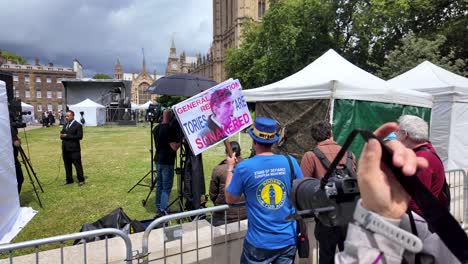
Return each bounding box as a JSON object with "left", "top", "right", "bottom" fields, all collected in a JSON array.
[{"left": 146, "top": 73, "right": 217, "bottom": 97}]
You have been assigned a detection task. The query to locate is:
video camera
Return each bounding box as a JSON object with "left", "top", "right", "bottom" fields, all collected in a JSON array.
[
  {"left": 0, "top": 71, "right": 29, "bottom": 129},
  {"left": 290, "top": 133, "right": 361, "bottom": 227},
  {"left": 146, "top": 103, "right": 162, "bottom": 123},
  {"left": 9, "top": 98, "right": 29, "bottom": 128}
]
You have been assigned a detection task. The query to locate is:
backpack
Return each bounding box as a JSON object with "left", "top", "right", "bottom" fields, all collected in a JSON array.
[
  {"left": 312, "top": 148, "right": 356, "bottom": 179},
  {"left": 414, "top": 147, "right": 451, "bottom": 209}
]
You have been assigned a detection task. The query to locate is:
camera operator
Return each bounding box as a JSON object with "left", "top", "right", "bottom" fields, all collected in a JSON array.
[
  {"left": 153, "top": 109, "right": 180, "bottom": 217},
  {"left": 335, "top": 122, "right": 458, "bottom": 264},
  {"left": 10, "top": 125, "right": 24, "bottom": 194},
  {"left": 300, "top": 121, "right": 356, "bottom": 264}
]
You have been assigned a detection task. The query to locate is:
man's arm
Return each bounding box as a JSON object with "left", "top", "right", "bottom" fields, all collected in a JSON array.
[
  {"left": 225, "top": 153, "right": 242, "bottom": 204},
  {"left": 62, "top": 124, "right": 83, "bottom": 140},
  {"left": 209, "top": 167, "right": 221, "bottom": 203}
]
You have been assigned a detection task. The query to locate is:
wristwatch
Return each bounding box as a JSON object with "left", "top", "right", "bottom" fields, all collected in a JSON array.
[{"left": 353, "top": 199, "right": 423, "bottom": 253}]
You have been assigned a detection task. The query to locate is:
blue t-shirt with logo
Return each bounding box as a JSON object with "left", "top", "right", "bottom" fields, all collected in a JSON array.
[{"left": 226, "top": 154, "right": 304, "bottom": 249}]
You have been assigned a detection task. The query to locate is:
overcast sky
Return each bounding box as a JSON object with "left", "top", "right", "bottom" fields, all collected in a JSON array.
[{"left": 0, "top": 0, "right": 213, "bottom": 77}]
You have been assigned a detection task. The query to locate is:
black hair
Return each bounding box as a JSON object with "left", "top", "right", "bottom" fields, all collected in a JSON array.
[
  {"left": 67, "top": 110, "right": 75, "bottom": 116},
  {"left": 230, "top": 141, "right": 241, "bottom": 157},
  {"left": 311, "top": 121, "right": 332, "bottom": 142}
]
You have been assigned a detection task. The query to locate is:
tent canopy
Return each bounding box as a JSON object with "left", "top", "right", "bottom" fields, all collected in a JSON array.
[
  {"left": 389, "top": 61, "right": 468, "bottom": 103},
  {"left": 69, "top": 98, "right": 106, "bottom": 126},
  {"left": 138, "top": 101, "right": 153, "bottom": 110},
  {"left": 243, "top": 49, "right": 432, "bottom": 160},
  {"left": 388, "top": 61, "right": 468, "bottom": 170},
  {"left": 70, "top": 98, "right": 105, "bottom": 108},
  {"left": 21, "top": 102, "right": 33, "bottom": 111},
  {"left": 244, "top": 49, "right": 432, "bottom": 108}
]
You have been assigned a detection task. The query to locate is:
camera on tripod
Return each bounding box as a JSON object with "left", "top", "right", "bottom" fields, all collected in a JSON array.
[
  {"left": 0, "top": 72, "right": 29, "bottom": 129},
  {"left": 290, "top": 154, "right": 360, "bottom": 227},
  {"left": 9, "top": 97, "right": 30, "bottom": 129},
  {"left": 146, "top": 103, "right": 162, "bottom": 123}
]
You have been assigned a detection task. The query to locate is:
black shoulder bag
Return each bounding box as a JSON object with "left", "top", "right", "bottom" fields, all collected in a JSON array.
[{"left": 285, "top": 154, "right": 310, "bottom": 258}]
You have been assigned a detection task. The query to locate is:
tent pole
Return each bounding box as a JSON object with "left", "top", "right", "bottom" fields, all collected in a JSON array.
[{"left": 329, "top": 80, "right": 336, "bottom": 124}]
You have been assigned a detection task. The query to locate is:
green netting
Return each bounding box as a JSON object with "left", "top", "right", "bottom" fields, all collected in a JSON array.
[{"left": 332, "top": 99, "right": 432, "bottom": 159}]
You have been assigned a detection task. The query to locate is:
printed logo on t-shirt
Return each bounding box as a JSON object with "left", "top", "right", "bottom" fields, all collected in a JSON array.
[{"left": 256, "top": 178, "right": 286, "bottom": 210}]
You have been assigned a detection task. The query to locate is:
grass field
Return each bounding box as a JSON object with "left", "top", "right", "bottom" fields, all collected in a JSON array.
[{"left": 14, "top": 124, "right": 253, "bottom": 244}]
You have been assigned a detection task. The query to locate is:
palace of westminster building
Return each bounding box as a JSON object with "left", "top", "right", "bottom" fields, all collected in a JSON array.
[{"left": 114, "top": 0, "right": 269, "bottom": 105}]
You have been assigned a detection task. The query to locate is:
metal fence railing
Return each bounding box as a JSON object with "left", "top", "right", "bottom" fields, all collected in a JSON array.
[
  {"left": 0, "top": 228, "right": 133, "bottom": 264},
  {"left": 139, "top": 204, "right": 239, "bottom": 264},
  {"left": 1, "top": 170, "right": 466, "bottom": 263},
  {"left": 139, "top": 204, "right": 319, "bottom": 264},
  {"left": 446, "top": 169, "right": 468, "bottom": 227}
]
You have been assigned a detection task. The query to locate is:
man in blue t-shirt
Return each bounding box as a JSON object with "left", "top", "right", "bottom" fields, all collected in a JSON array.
[{"left": 225, "top": 117, "right": 303, "bottom": 263}]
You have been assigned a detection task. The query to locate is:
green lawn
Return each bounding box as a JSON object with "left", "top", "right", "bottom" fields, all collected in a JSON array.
[{"left": 15, "top": 124, "right": 253, "bottom": 244}]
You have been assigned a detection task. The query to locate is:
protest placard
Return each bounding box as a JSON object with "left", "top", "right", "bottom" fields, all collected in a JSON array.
[{"left": 172, "top": 79, "right": 252, "bottom": 155}]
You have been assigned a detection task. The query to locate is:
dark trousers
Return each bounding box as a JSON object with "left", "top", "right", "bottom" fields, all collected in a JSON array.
[
  {"left": 241, "top": 239, "right": 296, "bottom": 264},
  {"left": 63, "top": 151, "right": 85, "bottom": 183},
  {"left": 314, "top": 221, "right": 347, "bottom": 264},
  {"left": 14, "top": 146, "right": 24, "bottom": 194}
]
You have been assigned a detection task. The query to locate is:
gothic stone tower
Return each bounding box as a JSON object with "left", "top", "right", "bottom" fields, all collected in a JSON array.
[
  {"left": 212, "top": 0, "right": 269, "bottom": 82},
  {"left": 114, "top": 58, "right": 123, "bottom": 80},
  {"left": 165, "top": 39, "right": 180, "bottom": 75}
]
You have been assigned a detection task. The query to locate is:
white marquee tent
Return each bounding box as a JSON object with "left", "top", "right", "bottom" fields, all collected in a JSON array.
[
  {"left": 389, "top": 61, "right": 468, "bottom": 170},
  {"left": 0, "top": 81, "right": 36, "bottom": 243},
  {"left": 243, "top": 49, "right": 433, "bottom": 158},
  {"left": 138, "top": 101, "right": 153, "bottom": 110},
  {"left": 244, "top": 49, "right": 432, "bottom": 107},
  {"left": 69, "top": 98, "right": 106, "bottom": 126},
  {"left": 21, "top": 102, "right": 35, "bottom": 124}
]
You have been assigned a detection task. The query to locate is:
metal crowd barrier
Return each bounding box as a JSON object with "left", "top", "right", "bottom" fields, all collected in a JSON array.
[
  {"left": 0, "top": 228, "right": 133, "bottom": 264},
  {"left": 445, "top": 169, "right": 468, "bottom": 226},
  {"left": 3, "top": 169, "right": 465, "bottom": 264},
  {"left": 140, "top": 204, "right": 236, "bottom": 264}
]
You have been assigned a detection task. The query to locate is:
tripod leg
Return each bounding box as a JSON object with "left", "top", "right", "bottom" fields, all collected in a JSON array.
[
  {"left": 127, "top": 170, "right": 152, "bottom": 193},
  {"left": 142, "top": 170, "right": 157, "bottom": 207},
  {"left": 19, "top": 146, "right": 44, "bottom": 192},
  {"left": 19, "top": 147, "right": 43, "bottom": 208}
]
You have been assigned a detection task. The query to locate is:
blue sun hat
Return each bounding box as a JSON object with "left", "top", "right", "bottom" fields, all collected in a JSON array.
[{"left": 248, "top": 117, "right": 279, "bottom": 144}]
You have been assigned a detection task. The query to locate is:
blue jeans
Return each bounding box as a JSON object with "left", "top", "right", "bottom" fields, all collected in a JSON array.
[
  {"left": 155, "top": 163, "right": 175, "bottom": 212},
  {"left": 241, "top": 239, "right": 297, "bottom": 264}
]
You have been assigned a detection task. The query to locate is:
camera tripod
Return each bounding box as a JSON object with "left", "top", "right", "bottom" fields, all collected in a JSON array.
[
  {"left": 18, "top": 145, "right": 44, "bottom": 208},
  {"left": 127, "top": 120, "right": 157, "bottom": 207},
  {"left": 167, "top": 142, "right": 187, "bottom": 213}
]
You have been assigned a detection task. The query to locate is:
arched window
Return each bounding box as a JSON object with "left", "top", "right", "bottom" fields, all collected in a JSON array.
[
  {"left": 258, "top": 1, "right": 266, "bottom": 18},
  {"left": 138, "top": 82, "right": 150, "bottom": 104}
]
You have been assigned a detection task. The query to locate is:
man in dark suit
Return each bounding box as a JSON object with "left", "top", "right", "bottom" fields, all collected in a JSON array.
[{"left": 60, "top": 110, "right": 85, "bottom": 186}]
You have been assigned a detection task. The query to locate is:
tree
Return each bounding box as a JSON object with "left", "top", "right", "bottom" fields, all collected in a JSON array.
[
  {"left": 225, "top": 0, "right": 467, "bottom": 87},
  {"left": 377, "top": 35, "right": 467, "bottom": 79},
  {"left": 0, "top": 50, "right": 27, "bottom": 65},
  {"left": 92, "top": 73, "right": 112, "bottom": 79}
]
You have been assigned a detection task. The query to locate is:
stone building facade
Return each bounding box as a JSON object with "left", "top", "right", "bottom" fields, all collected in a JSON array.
[
  {"left": 0, "top": 55, "right": 80, "bottom": 118},
  {"left": 114, "top": 58, "right": 160, "bottom": 105},
  {"left": 190, "top": 0, "right": 269, "bottom": 83}
]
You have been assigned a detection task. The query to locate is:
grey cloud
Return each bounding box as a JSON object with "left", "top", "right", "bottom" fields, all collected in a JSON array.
[{"left": 0, "top": 0, "right": 212, "bottom": 77}]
